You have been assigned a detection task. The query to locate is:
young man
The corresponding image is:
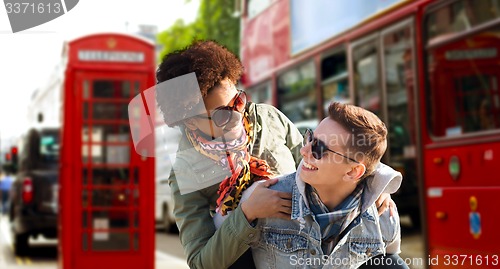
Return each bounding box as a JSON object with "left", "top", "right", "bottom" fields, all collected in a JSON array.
[
  {"left": 246, "top": 102, "right": 406, "bottom": 269},
  {"left": 154, "top": 41, "right": 399, "bottom": 269}
]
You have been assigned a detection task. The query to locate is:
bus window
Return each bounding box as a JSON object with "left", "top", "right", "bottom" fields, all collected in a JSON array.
[
  {"left": 247, "top": 82, "right": 272, "bottom": 104},
  {"left": 427, "top": 0, "right": 500, "bottom": 45},
  {"left": 321, "top": 51, "right": 349, "bottom": 112},
  {"left": 353, "top": 39, "right": 382, "bottom": 117},
  {"left": 426, "top": 23, "right": 500, "bottom": 137},
  {"left": 277, "top": 61, "right": 317, "bottom": 123},
  {"left": 383, "top": 25, "right": 416, "bottom": 163},
  {"left": 454, "top": 75, "right": 498, "bottom": 132},
  {"left": 381, "top": 23, "right": 420, "bottom": 224}
]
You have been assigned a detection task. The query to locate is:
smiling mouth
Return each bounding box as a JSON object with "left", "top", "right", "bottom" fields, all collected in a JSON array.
[{"left": 303, "top": 161, "right": 318, "bottom": 170}]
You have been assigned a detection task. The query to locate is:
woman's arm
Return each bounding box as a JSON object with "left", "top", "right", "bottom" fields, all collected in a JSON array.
[{"left": 170, "top": 172, "right": 259, "bottom": 269}]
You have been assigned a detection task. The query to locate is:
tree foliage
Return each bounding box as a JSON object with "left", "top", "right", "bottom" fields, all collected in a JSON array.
[
  {"left": 156, "top": 19, "right": 204, "bottom": 61},
  {"left": 197, "top": 0, "right": 240, "bottom": 55},
  {"left": 157, "top": 0, "right": 240, "bottom": 61}
]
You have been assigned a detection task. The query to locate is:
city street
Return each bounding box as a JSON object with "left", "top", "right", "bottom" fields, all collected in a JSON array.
[
  {"left": 0, "top": 214, "right": 424, "bottom": 269},
  {"left": 399, "top": 216, "right": 425, "bottom": 269},
  {"left": 0, "top": 216, "right": 188, "bottom": 269}
]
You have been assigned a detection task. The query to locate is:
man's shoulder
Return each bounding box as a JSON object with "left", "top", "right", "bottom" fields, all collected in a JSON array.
[{"left": 268, "top": 173, "right": 296, "bottom": 193}]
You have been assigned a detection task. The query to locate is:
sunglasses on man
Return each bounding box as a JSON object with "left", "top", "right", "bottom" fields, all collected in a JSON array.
[
  {"left": 195, "top": 90, "right": 247, "bottom": 127},
  {"left": 304, "top": 128, "right": 360, "bottom": 163}
]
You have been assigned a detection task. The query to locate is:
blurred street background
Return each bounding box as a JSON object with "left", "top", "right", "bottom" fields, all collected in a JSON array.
[{"left": 2, "top": 0, "right": 499, "bottom": 268}]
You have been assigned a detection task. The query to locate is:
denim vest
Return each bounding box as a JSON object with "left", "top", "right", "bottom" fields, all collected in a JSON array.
[{"left": 250, "top": 163, "right": 402, "bottom": 269}]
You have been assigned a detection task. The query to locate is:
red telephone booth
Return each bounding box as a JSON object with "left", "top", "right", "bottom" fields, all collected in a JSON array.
[{"left": 59, "top": 33, "right": 156, "bottom": 269}]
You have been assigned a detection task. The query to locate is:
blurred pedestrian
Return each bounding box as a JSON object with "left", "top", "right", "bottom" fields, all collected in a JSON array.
[{"left": 0, "top": 172, "right": 14, "bottom": 215}]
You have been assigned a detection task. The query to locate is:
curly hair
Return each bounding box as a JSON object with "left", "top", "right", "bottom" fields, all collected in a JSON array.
[
  {"left": 327, "top": 102, "right": 387, "bottom": 179},
  {"left": 156, "top": 40, "right": 243, "bottom": 127}
]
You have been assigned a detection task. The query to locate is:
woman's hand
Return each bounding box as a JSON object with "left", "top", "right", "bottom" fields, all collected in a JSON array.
[
  {"left": 240, "top": 178, "right": 292, "bottom": 223},
  {"left": 376, "top": 193, "right": 397, "bottom": 216}
]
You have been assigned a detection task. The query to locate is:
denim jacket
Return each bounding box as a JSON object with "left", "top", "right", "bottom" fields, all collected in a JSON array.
[{"left": 250, "top": 162, "right": 402, "bottom": 269}]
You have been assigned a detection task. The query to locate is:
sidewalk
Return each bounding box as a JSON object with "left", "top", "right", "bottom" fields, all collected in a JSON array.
[
  {"left": 0, "top": 251, "right": 188, "bottom": 269},
  {"left": 155, "top": 250, "right": 189, "bottom": 269},
  {"left": 157, "top": 261, "right": 189, "bottom": 269},
  {"left": 1, "top": 216, "right": 189, "bottom": 269}
]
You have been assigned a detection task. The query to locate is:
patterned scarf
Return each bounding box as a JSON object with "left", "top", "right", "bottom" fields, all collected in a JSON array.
[
  {"left": 185, "top": 111, "right": 272, "bottom": 215},
  {"left": 306, "top": 182, "right": 364, "bottom": 254}
]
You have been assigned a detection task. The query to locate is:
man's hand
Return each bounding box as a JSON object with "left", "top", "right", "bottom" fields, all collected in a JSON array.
[
  {"left": 240, "top": 178, "right": 292, "bottom": 223},
  {"left": 375, "top": 193, "right": 397, "bottom": 217}
]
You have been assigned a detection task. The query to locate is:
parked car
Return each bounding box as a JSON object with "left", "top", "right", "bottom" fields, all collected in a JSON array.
[
  {"left": 9, "top": 128, "right": 59, "bottom": 255},
  {"left": 154, "top": 126, "right": 181, "bottom": 233},
  {"left": 155, "top": 157, "right": 176, "bottom": 233}
]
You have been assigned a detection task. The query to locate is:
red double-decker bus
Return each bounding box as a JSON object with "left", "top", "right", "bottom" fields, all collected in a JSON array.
[{"left": 239, "top": 0, "right": 500, "bottom": 267}]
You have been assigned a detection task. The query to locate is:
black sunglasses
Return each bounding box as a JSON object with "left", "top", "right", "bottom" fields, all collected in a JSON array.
[
  {"left": 196, "top": 90, "right": 247, "bottom": 127},
  {"left": 304, "top": 129, "right": 360, "bottom": 163}
]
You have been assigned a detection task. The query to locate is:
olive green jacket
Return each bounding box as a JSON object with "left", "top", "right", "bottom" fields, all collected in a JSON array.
[{"left": 168, "top": 102, "right": 303, "bottom": 269}]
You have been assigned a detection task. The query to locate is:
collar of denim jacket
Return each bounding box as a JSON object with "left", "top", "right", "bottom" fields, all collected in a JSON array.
[{"left": 291, "top": 161, "right": 312, "bottom": 220}]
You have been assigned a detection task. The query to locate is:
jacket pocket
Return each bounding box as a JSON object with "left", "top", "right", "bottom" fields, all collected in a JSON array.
[
  {"left": 264, "top": 230, "right": 309, "bottom": 253},
  {"left": 349, "top": 241, "right": 384, "bottom": 259}
]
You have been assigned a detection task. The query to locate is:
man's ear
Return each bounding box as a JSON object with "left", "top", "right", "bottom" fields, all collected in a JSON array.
[{"left": 345, "top": 163, "right": 366, "bottom": 182}]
